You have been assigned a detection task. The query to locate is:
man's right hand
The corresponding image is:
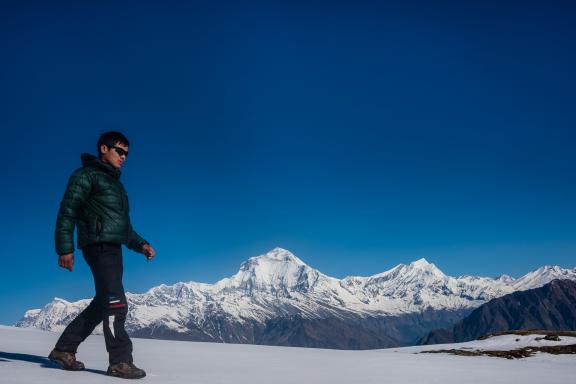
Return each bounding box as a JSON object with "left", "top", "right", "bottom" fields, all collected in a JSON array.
[{"left": 58, "top": 253, "right": 74, "bottom": 272}]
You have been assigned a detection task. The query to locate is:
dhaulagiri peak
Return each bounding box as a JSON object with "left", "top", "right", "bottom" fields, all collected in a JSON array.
[
  {"left": 410, "top": 257, "right": 432, "bottom": 267},
  {"left": 254, "top": 247, "right": 307, "bottom": 265},
  {"left": 237, "top": 247, "right": 308, "bottom": 273},
  {"left": 407, "top": 257, "right": 446, "bottom": 276}
]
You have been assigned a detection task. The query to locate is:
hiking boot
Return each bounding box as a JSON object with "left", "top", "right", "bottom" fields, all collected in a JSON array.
[
  {"left": 107, "top": 361, "right": 146, "bottom": 379},
  {"left": 48, "top": 348, "right": 85, "bottom": 371}
]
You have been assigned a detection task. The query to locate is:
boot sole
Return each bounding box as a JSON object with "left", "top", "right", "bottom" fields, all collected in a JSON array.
[
  {"left": 106, "top": 369, "right": 146, "bottom": 379},
  {"left": 48, "top": 355, "right": 85, "bottom": 371}
]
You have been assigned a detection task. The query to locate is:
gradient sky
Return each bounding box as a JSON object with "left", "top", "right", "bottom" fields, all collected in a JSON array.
[{"left": 1, "top": 0, "right": 575, "bottom": 325}]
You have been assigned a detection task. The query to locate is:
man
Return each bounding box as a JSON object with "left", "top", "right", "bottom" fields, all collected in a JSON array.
[{"left": 48, "top": 131, "right": 156, "bottom": 379}]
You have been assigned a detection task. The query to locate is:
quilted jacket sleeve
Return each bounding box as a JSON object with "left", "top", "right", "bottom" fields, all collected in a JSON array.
[
  {"left": 126, "top": 222, "right": 149, "bottom": 253},
  {"left": 55, "top": 171, "right": 92, "bottom": 256}
]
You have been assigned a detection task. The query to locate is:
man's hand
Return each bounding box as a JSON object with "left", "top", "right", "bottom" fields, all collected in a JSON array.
[
  {"left": 142, "top": 244, "right": 156, "bottom": 261},
  {"left": 58, "top": 253, "right": 74, "bottom": 272}
]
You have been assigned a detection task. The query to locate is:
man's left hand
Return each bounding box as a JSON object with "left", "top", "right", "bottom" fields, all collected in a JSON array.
[{"left": 142, "top": 244, "right": 156, "bottom": 261}]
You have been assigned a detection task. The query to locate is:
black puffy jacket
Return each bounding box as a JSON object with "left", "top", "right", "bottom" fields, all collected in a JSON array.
[{"left": 55, "top": 153, "right": 148, "bottom": 255}]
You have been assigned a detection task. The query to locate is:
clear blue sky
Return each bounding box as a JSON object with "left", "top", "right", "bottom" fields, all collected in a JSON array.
[{"left": 1, "top": 0, "right": 575, "bottom": 325}]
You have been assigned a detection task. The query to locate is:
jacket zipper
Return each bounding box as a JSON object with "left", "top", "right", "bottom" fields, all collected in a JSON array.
[
  {"left": 96, "top": 216, "right": 102, "bottom": 240},
  {"left": 122, "top": 188, "right": 128, "bottom": 212}
]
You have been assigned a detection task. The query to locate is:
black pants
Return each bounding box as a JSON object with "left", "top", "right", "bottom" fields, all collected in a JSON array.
[{"left": 54, "top": 242, "right": 133, "bottom": 364}]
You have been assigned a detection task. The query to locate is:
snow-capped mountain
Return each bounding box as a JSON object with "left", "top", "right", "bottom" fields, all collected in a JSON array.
[{"left": 16, "top": 247, "right": 576, "bottom": 349}]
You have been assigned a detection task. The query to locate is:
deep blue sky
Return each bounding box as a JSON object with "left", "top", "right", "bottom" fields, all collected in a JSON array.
[{"left": 1, "top": 0, "right": 575, "bottom": 324}]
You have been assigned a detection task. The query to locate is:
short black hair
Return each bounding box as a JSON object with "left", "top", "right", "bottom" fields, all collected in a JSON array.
[{"left": 97, "top": 131, "right": 130, "bottom": 157}]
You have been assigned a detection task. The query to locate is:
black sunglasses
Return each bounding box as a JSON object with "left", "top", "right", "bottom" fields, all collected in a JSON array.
[{"left": 110, "top": 145, "right": 129, "bottom": 157}]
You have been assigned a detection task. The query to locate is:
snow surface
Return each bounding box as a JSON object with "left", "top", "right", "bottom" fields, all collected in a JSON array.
[
  {"left": 398, "top": 334, "right": 576, "bottom": 353},
  {"left": 0, "top": 325, "right": 574, "bottom": 384}
]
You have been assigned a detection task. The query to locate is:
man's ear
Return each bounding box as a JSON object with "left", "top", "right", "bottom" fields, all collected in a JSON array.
[{"left": 100, "top": 144, "right": 108, "bottom": 155}]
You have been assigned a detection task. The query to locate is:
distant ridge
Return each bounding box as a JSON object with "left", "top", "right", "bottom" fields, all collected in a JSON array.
[{"left": 420, "top": 279, "right": 576, "bottom": 345}]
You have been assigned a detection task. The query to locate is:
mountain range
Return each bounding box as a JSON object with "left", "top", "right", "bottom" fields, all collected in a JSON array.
[{"left": 16, "top": 247, "right": 576, "bottom": 348}]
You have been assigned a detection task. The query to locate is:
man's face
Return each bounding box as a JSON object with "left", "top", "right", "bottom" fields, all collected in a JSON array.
[{"left": 100, "top": 142, "right": 129, "bottom": 169}]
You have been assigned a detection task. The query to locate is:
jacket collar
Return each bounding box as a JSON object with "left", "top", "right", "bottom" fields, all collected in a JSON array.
[{"left": 80, "top": 153, "right": 121, "bottom": 179}]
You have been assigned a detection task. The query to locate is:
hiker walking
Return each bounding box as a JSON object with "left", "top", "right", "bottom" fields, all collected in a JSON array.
[{"left": 48, "top": 131, "right": 155, "bottom": 379}]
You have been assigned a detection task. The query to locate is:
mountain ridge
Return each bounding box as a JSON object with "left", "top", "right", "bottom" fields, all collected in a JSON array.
[
  {"left": 16, "top": 247, "right": 576, "bottom": 349},
  {"left": 420, "top": 278, "right": 576, "bottom": 345}
]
